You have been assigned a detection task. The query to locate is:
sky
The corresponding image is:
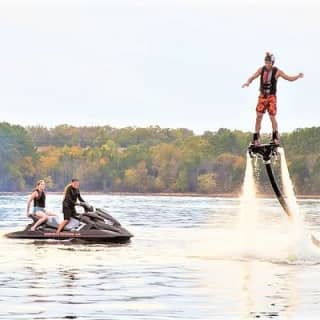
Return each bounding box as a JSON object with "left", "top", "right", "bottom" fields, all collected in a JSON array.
[{"left": 0, "top": 0, "right": 319, "bottom": 134}]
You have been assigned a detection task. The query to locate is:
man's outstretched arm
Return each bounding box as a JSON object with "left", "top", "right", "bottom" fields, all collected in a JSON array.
[
  {"left": 242, "top": 68, "right": 262, "bottom": 88},
  {"left": 277, "top": 70, "right": 304, "bottom": 81}
]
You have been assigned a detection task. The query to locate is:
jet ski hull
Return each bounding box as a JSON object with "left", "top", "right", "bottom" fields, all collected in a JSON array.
[{"left": 6, "top": 228, "right": 132, "bottom": 243}]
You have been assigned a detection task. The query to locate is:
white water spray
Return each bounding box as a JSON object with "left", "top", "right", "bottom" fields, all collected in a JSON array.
[
  {"left": 238, "top": 152, "right": 259, "bottom": 252},
  {"left": 278, "top": 148, "right": 301, "bottom": 222},
  {"left": 236, "top": 148, "right": 320, "bottom": 261},
  {"left": 278, "top": 147, "right": 320, "bottom": 258}
]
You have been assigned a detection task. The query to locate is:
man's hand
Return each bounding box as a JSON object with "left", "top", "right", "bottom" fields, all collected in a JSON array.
[
  {"left": 242, "top": 68, "right": 262, "bottom": 88},
  {"left": 298, "top": 72, "right": 304, "bottom": 79}
]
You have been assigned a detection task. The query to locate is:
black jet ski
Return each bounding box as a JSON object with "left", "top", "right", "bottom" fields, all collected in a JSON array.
[{"left": 5, "top": 202, "right": 133, "bottom": 243}]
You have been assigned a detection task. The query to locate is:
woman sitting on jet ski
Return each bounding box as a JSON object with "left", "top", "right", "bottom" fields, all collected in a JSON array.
[{"left": 26, "top": 180, "right": 56, "bottom": 231}]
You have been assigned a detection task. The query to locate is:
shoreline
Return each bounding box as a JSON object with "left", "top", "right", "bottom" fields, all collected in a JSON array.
[{"left": 0, "top": 191, "right": 319, "bottom": 199}]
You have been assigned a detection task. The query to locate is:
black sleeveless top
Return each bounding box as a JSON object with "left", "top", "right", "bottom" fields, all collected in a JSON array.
[
  {"left": 260, "top": 66, "right": 278, "bottom": 96},
  {"left": 33, "top": 189, "right": 46, "bottom": 208}
]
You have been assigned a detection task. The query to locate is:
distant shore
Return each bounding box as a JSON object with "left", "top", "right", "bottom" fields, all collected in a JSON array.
[{"left": 0, "top": 191, "right": 319, "bottom": 199}]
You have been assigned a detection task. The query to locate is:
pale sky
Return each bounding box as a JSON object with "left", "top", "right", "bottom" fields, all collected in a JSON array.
[{"left": 0, "top": 0, "right": 319, "bottom": 133}]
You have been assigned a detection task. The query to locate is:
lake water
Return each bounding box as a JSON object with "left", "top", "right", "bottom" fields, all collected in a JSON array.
[{"left": 1, "top": 194, "right": 320, "bottom": 319}]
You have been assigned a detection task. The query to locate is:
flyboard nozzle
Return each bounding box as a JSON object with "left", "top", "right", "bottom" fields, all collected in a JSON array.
[{"left": 248, "top": 143, "right": 279, "bottom": 162}]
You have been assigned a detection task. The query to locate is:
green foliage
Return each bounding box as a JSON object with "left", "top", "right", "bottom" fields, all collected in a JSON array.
[
  {"left": 197, "top": 173, "right": 217, "bottom": 193},
  {"left": 0, "top": 123, "right": 37, "bottom": 191},
  {"left": 1, "top": 123, "right": 320, "bottom": 194}
]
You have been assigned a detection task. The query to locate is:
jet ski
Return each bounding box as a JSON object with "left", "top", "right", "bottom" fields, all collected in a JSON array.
[{"left": 5, "top": 202, "right": 133, "bottom": 243}]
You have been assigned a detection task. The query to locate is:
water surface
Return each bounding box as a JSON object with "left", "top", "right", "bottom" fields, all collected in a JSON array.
[{"left": 1, "top": 194, "right": 320, "bottom": 319}]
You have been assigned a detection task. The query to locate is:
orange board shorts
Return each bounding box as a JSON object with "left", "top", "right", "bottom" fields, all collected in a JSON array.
[{"left": 256, "top": 95, "right": 277, "bottom": 116}]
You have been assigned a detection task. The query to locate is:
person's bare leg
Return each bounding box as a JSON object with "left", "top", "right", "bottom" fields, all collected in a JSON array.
[
  {"left": 255, "top": 112, "right": 264, "bottom": 133},
  {"left": 56, "top": 220, "right": 69, "bottom": 234},
  {"left": 270, "top": 115, "right": 279, "bottom": 144},
  {"left": 252, "top": 112, "right": 264, "bottom": 145},
  {"left": 30, "top": 212, "right": 48, "bottom": 231},
  {"left": 270, "top": 115, "right": 278, "bottom": 132},
  {"left": 45, "top": 210, "right": 57, "bottom": 216}
]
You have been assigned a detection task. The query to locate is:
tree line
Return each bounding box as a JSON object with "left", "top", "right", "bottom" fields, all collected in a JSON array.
[{"left": 0, "top": 122, "right": 319, "bottom": 195}]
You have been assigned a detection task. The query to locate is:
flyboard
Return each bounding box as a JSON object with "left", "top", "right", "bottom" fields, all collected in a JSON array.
[
  {"left": 248, "top": 142, "right": 320, "bottom": 246},
  {"left": 248, "top": 143, "right": 292, "bottom": 217}
]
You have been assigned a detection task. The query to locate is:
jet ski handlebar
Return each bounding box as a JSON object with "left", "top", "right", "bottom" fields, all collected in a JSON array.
[{"left": 75, "top": 202, "right": 94, "bottom": 213}]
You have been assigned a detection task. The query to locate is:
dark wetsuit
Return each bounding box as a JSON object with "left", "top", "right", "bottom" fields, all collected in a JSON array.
[{"left": 62, "top": 185, "right": 85, "bottom": 220}]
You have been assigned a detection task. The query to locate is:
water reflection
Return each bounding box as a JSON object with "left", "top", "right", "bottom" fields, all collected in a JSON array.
[{"left": 239, "top": 261, "right": 298, "bottom": 319}]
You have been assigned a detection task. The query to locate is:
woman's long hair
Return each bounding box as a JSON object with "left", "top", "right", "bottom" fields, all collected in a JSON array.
[
  {"left": 36, "top": 180, "right": 45, "bottom": 188},
  {"left": 33, "top": 180, "right": 45, "bottom": 198},
  {"left": 63, "top": 183, "right": 72, "bottom": 201}
]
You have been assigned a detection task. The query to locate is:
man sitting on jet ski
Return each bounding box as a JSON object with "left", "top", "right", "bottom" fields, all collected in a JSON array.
[{"left": 56, "top": 178, "right": 86, "bottom": 234}]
